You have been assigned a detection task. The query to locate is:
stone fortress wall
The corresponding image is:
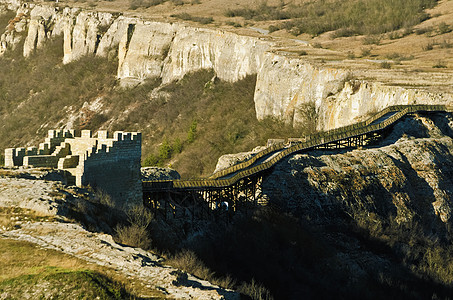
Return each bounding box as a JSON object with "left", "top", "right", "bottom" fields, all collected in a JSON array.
[{"left": 5, "top": 129, "right": 142, "bottom": 208}]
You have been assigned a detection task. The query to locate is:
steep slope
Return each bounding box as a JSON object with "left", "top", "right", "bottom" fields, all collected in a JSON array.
[
  {"left": 1, "top": 0, "right": 452, "bottom": 132},
  {"left": 264, "top": 112, "right": 453, "bottom": 231},
  {"left": 166, "top": 112, "right": 453, "bottom": 299},
  {"left": 0, "top": 11, "right": 297, "bottom": 178}
]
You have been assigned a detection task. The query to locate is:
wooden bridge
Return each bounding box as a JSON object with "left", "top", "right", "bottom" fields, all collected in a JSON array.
[{"left": 143, "top": 104, "right": 450, "bottom": 220}]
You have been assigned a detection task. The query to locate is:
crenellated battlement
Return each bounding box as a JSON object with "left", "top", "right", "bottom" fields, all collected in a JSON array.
[{"left": 5, "top": 129, "right": 142, "bottom": 208}]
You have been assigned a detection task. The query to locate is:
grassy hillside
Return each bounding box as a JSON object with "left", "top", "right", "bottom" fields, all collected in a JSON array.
[
  {"left": 1, "top": 0, "right": 451, "bottom": 177},
  {"left": 86, "top": 0, "right": 453, "bottom": 73},
  {"left": 0, "top": 12, "right": 299, "bottom": 178}
]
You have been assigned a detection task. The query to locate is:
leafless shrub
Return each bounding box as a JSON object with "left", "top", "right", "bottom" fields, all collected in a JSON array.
[
  {"left": 361, "top": 48, "right": 371, "bottom": 57},
  {"left": 115, "top": 223, "right": 152, "bottom": 249},
  {"left": 94, "top": 189, "right": 114, "bottom": 208},
  {"left": 238, "top": 278, "right": 274, "bottom": 300},
  {"left": 439, "top": 40, "right": 452, "bottom": 49},
  {"left": 432, "top": 60, "right": 447, "bottom": 68},
  {"left": 213, "top": 274, "right": 236, "bottom": 290},
  {"left": 422, "top": 41, "right": 435, "bottom": 51},
  {"left": 166, "top": 249, "right": 214, "bottom": 280},
  {"left": 380, "top": 61, "right": 392, "bottom": 69},
  {"left": 115, "top": 206, "right": 153, "bottom": 249},
  {"left": 363, "top": 35, "right": 381, "bottom": 45}
]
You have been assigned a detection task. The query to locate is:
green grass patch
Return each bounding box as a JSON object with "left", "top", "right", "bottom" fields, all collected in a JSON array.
[
  {"left": 137, "top": 70, "right": 299, "bottom": 178},
  {"left": 0, "top": 267, "right": 130, "bottom": 299},
  {"left": 0, "top": 238, "right": 166, "bottom": 298}
]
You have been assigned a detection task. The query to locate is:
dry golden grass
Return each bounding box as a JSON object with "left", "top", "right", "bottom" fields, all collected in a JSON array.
[{"left": 0, "top": 170, "right": 18, "bottom": 177}]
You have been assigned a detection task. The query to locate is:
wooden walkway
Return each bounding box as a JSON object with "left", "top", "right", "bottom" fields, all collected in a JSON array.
[{"left": 143, "top": 104, "right": 450, "bottom": 219}]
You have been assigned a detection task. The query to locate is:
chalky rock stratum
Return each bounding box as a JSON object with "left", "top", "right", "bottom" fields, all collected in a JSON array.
[{"left": 0, "top": 0, "right": 452, "bottom": 131}]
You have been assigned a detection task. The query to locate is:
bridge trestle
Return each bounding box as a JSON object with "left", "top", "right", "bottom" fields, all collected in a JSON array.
[{"left": 143, "top": 175, "right": 264, "bottom": 221}]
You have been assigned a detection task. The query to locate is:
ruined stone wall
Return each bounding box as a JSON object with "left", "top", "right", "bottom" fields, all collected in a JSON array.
[
  {"left": 4, "top": 129, "right": 142, "bottom": 208},
  {"left": 80, "top": 131, "right": 142, "bottom": 208}
]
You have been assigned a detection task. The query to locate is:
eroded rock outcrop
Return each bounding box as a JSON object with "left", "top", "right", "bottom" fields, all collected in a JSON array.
[
  {"left": 23, "top": 5, "right": 56, "bottom": 57},
  {"left": 263, "top": 113, "right": 453, "bottom": 235},
  {"left": 141, "top": 166, "right": 181, "bottom": 180},
  {"left": 117, "top": 21, "right": 178, "bottom": 84},
  {"left": 160, "top": 26, "right": 269, "bottom": 84},
  {"left": 213, "top": 146, "right": 266, "bottom": 173},
  {"left": 254, "top": 52, "right": 453, "bottom": 130}
]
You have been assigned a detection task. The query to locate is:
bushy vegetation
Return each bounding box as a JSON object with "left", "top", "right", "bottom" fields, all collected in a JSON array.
[
  {"left": 123, "top": 70, "right": 298, "bottom": 178},
  {"left": 115, "top": 206, "right": 153, "bottom": 249},
  {"left": 0, "top": 10, "right": 301, "bottom": 178},
  {"left": 225, "top": 0, "right": 438, "bottom": 37},
  {"left": 129, "top": 0, "right": 166, "bottom": 10},
  {"left": 171, "top": 13, "right": 214, "bottom": 24},
  {"left": 0, "top": 34, "right": 117, "bottom": 149},
  {"left": 128, "top": 0, "right": 187, "bottom": 9}
]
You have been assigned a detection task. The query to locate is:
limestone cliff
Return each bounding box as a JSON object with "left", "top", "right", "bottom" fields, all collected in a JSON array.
[
  {"left": 254, "top": 52, "right": 453, "bottom": 130},
  {"left": 0, "top": 0, "right": 452, "bottom": 131}
]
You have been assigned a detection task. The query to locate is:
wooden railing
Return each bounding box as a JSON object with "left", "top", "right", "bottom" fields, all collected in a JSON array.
[{"left": 142, "top": 104, "right": 447, "bottom": 191}]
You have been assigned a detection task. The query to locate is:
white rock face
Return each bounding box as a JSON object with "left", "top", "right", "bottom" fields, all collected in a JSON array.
[
  {"left": 0, "top": 0, "right": 452, "bottom": 131},
  {"left": 254, "top": 52, "right": 453, "bottom": 130},
  {"left": 318, "top": 81, "right": 453, "bottom": 130},
  {"left": 118, "top": 21, "right": 178, "bottom": 82},
  {"left": 63, "top": 10, "right": 113, "bottom": 64},
  {"left": 254, "top": 52, "right": 349, "bottom": 128},
  {"left": 0, "top": 5, "right": 29, "bottom": 55},
  {"left": 23, "top": 5, "right": 56, "bottom": 57},
  {"left": 97, "top": 15, "right": 132, "bottom": 58},
  {"left": 160, "top": 27, "right": 270, "bottom": 83}
]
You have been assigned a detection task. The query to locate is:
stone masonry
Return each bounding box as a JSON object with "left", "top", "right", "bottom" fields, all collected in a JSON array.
[{"left": 5, "top": 129, "right": 142, "bottom": 208}]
